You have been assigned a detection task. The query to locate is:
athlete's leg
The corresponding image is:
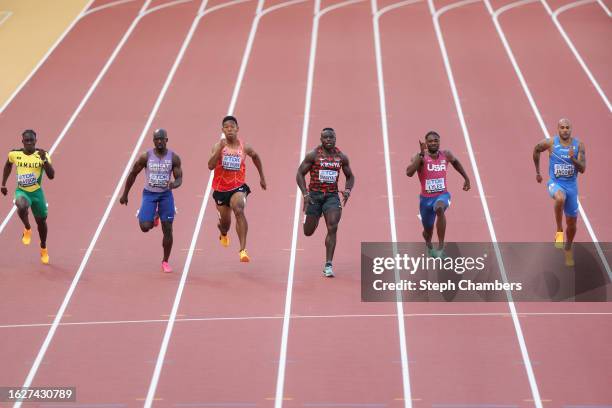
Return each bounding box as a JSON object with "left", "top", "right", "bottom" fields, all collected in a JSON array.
[
  {"left": 323, "top": 209, "right": 341, "bottom": 264},
  {"left": 138, "top": 191, "right": 156, "bottom": 232},
  {"left": 34, "top": 216, "right": 48, "bottom": 248},
  {"left": 434, "top": 205, "right": 446, "bottom": 250},
  {"left": 553, "top": 190, "right": 565, "bottom": 232},
  {"left": 230, "top": 192, "right": 248, "bottom": 251},
  {"left": 433, "top": 194, "right": 450, "bottom": 251},
  {"left": 15, "top": 195, "right": 31, "bottom": 230},
  {"left": 161, "top": 221, "right": 173, "bottom": 262},
  {"left": 419, "top": 196, "right": 435, "bottom": 250},
  {"left": 565, "top": 216, "right": 577, "bottom": 250},
  {"left": 303, "top": 216, "right": 320, "bottom": 236},
  {"left": 216, "top": 204, "right": 232, "bottom": 236}
]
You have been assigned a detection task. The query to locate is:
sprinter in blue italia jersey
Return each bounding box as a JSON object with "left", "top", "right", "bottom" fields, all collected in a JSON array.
[{"left": 533, "top": 118, "right": 586, "bottom": 266}]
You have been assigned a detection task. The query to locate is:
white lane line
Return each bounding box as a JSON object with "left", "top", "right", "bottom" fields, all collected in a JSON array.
[
  {"left": 543, "top": 0, "right": 612, "bottom": 112},
  {"left": 372, "top": 0, "right": 424, "bottom": 406},
  {"left": 143, "top": 0, "right": 309, "bottom": 405},
  {"left": 3, "top": 311, "right": 612, "bottom": 329},
  {"left": 596, "top": 0, "right": 611, "bottom": 15},
  {"left": 0, "top": 0, "right": 95, "bottom": 115},
  {"left": 273, "top": 0, "right": 370, "bottom": 406},
  {"left": 489, "top": 0, "right": 612, "bottom": 280},
  {"left": 82, "top": 0, "right": 139, "bottom": 16},
  {"left": 0, "top": 10, "right": 12, "bottom": 26},
  {"left": 143, "top": 0, "right": 196, "bottom": 15},
  {"left": 429, "top": 0, "right": 543, "bottom": 406},
  {"left": 12, "top": 1, "right": 195, "bottom": 406}
]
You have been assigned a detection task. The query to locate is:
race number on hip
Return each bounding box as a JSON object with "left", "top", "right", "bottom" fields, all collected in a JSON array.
[
  {"left": 319, "top": 169, "right": 339, "bottom": 184},
  {"left": 425, "top": 177, "right": 445, "bottom": 193},
  {"left": 222, "top": 155, "right": 241, "bottom": 171}
]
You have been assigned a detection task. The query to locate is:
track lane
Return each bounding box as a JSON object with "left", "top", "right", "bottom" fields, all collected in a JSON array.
[
  {"left": 376, "top": 1, "right": 537, "bottom": 405},
  {"left": 282, "top": 1, "right": 406, "bottom": 404},
  {"left": 10, "top": 2, "right": 210, "bottom": 404},
  {"left": 152, "top": 1, "right": 316, "bottom": 404}
]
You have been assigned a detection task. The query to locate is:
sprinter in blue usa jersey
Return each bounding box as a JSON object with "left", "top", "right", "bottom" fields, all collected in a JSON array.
[{"left": 533, "top": 118, "right": 586, "bottom": 266}]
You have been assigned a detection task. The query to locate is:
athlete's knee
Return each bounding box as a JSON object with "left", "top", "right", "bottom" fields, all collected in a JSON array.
[
  {"left": 35, "top": 216, "right": 47, "bottom": 226},
  {"left": 435, "top": 206, "right": 446, "bottom": 216},
  {"left": 15, "top": 198, "right": 29, "bottom": 210},
  {"left": 161, "top": 222, "right": 173, "bottom": 234},
  {"left": 554, "top": 192, "right": 565, "bottom": 204},
  {"left": 566, "top": 216, "right": 577, "bottom": 227},
  {"left": 139, "top": 222, "right": 153, "bottom": 232},
  {"left": 326, "top": 221, "right": 339, "bottom": 235}
]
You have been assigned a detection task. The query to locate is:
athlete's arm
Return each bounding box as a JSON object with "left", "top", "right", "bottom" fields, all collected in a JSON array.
[
  {"left": 406, "top": 153, "right": 423, "bottom": 177},
  {"left": 244, "top": 144, "right": 266, "bottom": 190},
  {"left": 296, "top": 150, "right": 315, "bottom": 196},
  {"left": 170, "top": 153, "right": 183, "bottom": 189},
  {"left": 1, "top": 159, "right": 12, "bottom": 196},
  {"left": 571, "top": 142, "right": 586, "bottom": 174},
  {"left": 533, "top": 138, "right": 552, "bottom": 183},
  {"left": 207, "top": 139, "right": 226, "bottom": 170},
  {"left": 446, "top": 150, "right": 470, "bottom": 191},
  {"left": 340, "top": 153, "right": 355, "bottom": 206},
  {"left": 120, "top": 152, "right": 147, "bottom": 205},
  {"left": 37, "top": 149, "right": 55, "bottom": 180}
]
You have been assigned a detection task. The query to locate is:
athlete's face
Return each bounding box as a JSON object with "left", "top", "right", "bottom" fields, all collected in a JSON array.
[
  {"left": 320, "top": 130, "right": 336, "bottom": 150},
  {"left": 222, "top": 120, "right": 238, "bottom": 141},
  {"left": 22, "top": 133, "right": 36, "bottom": 153},
  {"left": 426, "top": 135, "right": 440, "bottom": 153},
  {"left": 558, "top": 120, "right": 571, "bottom": 141},
  {"left": 153, "top": 135, "right": 168, "bottom": 151}
]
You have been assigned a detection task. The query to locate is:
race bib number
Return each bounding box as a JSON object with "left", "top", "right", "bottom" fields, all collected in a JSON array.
[
  {"left": 222, "top": 155, "right": 241, "bottom": 171},
  {"left": 319, "top": 169, "right": 338, "bottom": 184},
  {"left": 554, "top": 163, "right": 574, "bottom": 178},
  {"left": 17, "top": 173, "right": 37, "bottom": 188},
  {"left": 425, "top": 177, "right": 445, "bottom": 193},
  {"left": 148, "top": 173, "right": 170, "bottom": 188}
]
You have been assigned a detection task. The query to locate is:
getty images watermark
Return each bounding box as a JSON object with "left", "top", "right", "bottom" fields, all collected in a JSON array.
[{"left": 361, "top": 242, "right": 612, "bottom": 302}]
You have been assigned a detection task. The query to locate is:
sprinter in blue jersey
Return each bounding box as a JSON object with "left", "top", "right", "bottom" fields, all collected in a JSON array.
[{"left": 533, "top": 118, "right": 586, "bottom": 266}]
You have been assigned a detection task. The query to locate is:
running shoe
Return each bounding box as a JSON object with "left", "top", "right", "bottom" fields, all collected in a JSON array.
[
  {"left": 239, "top": 249, "right": 250, "bottom": 262},
  {"left": 564, "top": 250, "right": 575, "bottom": 267},
  {"left": 554, "top": 231, "right": 564, "bottom": 249},
  {"left": 40, "top": 248, "right": 49, "bottom": 265},
  {"left": 22, "top": 228, "right": 32, "bottom": 245},
  {"left": 323, "top": 262, "right": 335, "bottom": 278},
  {"left": 161, "top": 261, "right": 173, "bottom": 273},
  {"left": 219, "top": 234, "right": 230, "bottom": 247}
]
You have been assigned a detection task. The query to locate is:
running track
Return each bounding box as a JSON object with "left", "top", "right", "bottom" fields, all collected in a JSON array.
[{"left": 0, "top": 0, "right": 610, "bottom": 406}]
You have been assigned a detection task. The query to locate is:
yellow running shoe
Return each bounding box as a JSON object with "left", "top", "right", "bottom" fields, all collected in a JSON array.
[
  {"left": 40, "top": 248, "right": 49, "bottom": 265},
  {"left": 564, "top": 249, "right": 574, "bottom": 267},
  {"left": 22, "top": 228, "right": 32, "bottom": 245},
  {"left": 219, "top": 234, "right": 230, "bottom": 247},
  {"left": 239, "top": 249, "right": 250, "bottom": 263},
  {"left": 554, "top": 231, "right": 564, "bottom": 249}
]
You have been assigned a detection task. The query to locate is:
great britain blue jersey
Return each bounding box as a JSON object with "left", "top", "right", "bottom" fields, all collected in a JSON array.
[{"left": 549, "top": 136, "right": 579, "bottom": 186}]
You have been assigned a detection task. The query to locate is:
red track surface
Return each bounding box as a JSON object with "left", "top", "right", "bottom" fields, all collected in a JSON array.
[{"left": 0, "top": 0, "right": 610, "bottom": 406}]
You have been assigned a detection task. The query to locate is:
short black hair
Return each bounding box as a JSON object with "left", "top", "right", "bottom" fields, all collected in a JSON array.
[
  {"left": 153, "top": 128, "right": 167, "bottom": 138},
  {"left": 425, "top": 131, "right": 440, "bottom": 140},
  {"left": 321, "top": 127, "right": 335, "bottom": 134},
  {"left": 22, "top": 129, "right": 37, "bottom": 138},
  {"left": 222, "top": 115, "right": 238, "bottom": 126}
]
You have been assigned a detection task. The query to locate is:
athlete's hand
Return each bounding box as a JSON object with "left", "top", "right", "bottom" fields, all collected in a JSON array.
[
  {"left": 119, "top": 194, "right": 128, "bottom": 205},
  {"left": 536, "top": 174, "right": 543, "bottom": 183},
  {"left": 302, "top": 193, "right": 312, "bottom": 213},
  {"left": 1, "top": 186, "right": 7, "bottom": 196},
  {"left": 37, "top": 149, "right": 47, "bottom": 162},
  {"left": 462, "top": 180, "right": 470, "bottom": 191},
  {"left": 419, "top": 140, "right": 426, "bottom": 155},
  {"left": 218, "top": 138, "right": 227, "bottom": 150},
  {"left": 568, "top": 146, "right": 575, "bottom": 159},
  {"left": 260, "top": 177, "right": 267, "bottom": 190},
  {"left": 342, "top": 190, "right": 351, "bottom": 206}
]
